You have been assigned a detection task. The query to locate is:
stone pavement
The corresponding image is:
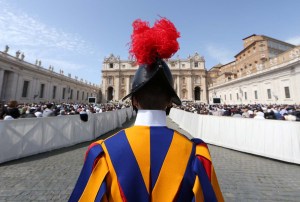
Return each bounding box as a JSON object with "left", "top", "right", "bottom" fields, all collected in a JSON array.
[{"left": 0, "top": 117, "right": 299, "bottom": 201}]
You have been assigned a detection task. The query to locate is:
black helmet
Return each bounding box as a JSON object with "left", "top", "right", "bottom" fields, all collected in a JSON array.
[
  {"left": 122, "top": 59, "right": 181, "bottom": 105},
  {"left": 122, "top": 17, "right": 181, "bottom": 105}
]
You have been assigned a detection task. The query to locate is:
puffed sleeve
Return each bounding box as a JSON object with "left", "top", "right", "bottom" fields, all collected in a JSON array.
[
  {"left": 191, "top": 138, "right": 224, "bottom": 202},
  {"left": 69, "top": 140, "right": 109, "bottom": 202}
]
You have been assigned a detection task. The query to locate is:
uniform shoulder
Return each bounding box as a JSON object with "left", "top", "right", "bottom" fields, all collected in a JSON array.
[
  {"left": 192, "top": 138, "right": 211, "bottom": 162},
  {"left": 191, "top": 138, "right": 207, "bottom": 146},
  {"left": 86, "top": 129, "right": 126, "bottom": 153},
  {"left": 169, "top": 128, "right": 192, "bottom": 142},
  {"left": 102, "top": 129, "right": 126, "bottom": 142}
]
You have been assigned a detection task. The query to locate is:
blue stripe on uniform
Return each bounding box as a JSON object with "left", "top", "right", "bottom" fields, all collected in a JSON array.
[
  {"left": 150, "top": 126, "right": 174, "bottom": 190},
  {"left": 95, "top": 181, "right": 107, "bottom": 202},
  {"left": 176, "top": 142, "right": 196, "bottom": 201},
  {"left": 105, "top": 130, "right": 149, "bottom": 201},
  {"left": 68, "top": 144, "right": 104, "bottom": 202},
  {"left": 193, "top": 157, "right": 217, "bottom": 202}
]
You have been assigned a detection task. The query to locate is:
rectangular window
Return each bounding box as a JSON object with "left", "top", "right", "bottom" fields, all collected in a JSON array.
[
  {"left": 267, "top": 89, "right": 271, "bottom": 99},
  {"left": 62, "top": 88, "right": 66, "bottom": 99},
  {"left": 244, "top": 92, "right": 247, "bottom": 100},
  {"left": 70, "top": 89, "right": 73, "bottom": 99},
  {"left": 230, "top": 94, "right": 232, "bottom": 100},
  {"left": 86, "top": 92, "right": 88, "bottom": 100},
  {"left": 39, "top": 84, "right": 45, "bottom": 98},
  {"left": 225, "top": 95, "right": 226, "bottom": 100},
  {"left": 82, "top": 91, "right": 84, "bottom": 100},
  {"left": 52, "top": 86, "right": 56, "bottom": 99},
  {"left": 109, "top": 63, "right": 113, "bottom": 68},
  {"left": 22, "top": 80, "right": 29, "bottom": 97},
  {"left": 254, "top": 90, "right": 258, "bottom": 99},
  {"left": 284, "top": 86, "right": 290, "bottom": 98},
  {"left": 77, "top": 90, "right": 79, "bottom": 100},
  {"left": 194, "top": 62, "right": 198, "bottom": 67},
  {"left": 236, "top": 93, "right": 239, "bottom": 100}
]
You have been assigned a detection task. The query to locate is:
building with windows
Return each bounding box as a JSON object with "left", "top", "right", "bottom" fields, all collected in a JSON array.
[
  {"left": 0, "top": 49, "right": 101, "bottom": 104},
  {"left": 208, "top": 34, "right": 300, "bottom": 104},
  {"left": 101, "top": 52, "right": 208, "bottom": 103},
  {"left": 102, "top": 34, "right": 300, "bottom": 105}
]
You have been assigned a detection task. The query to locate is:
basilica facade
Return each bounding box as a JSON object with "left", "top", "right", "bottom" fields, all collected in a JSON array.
[{"left": 101, "top": 53, "right": 208, "bottom": 103}]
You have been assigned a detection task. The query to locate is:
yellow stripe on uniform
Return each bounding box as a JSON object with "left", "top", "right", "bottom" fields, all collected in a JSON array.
[
  {"left": 192, "top": 175, "right": 205, "bottom": 202},
  {"left": 125, "top": 126, "right": 151, "bottom": 193},
  {"left": 101, "top": 142, "right": 124, "bottom": 201},
  {"left": 152, "top": 131, "right": 193, "bottom": 201},
  {"left": 79, "top": 144, "right": 109, "bottom": 201},
  {"left": 195, "top": 144, "right": 211, "bottom": 161}
]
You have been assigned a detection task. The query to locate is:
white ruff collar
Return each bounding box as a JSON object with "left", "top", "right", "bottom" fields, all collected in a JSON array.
[{"left": 134, "top": 110, "right": 166, "bottom": 126}]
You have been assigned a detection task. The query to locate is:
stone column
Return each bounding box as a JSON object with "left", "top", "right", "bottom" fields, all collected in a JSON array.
[
  {"left": 16, "top": 74, "right": 23, "bottom": 101},
  {"left": 115, "top": 76, "right": 120, "bottom": 100},
  {"left": 187, "top": 76, "right": 192, "bottom": 100},
  {"left": 45, "top": 81, "right": 54, "bottom": 102},
  {"left": 32, "top": 78, "right": 39, "bottom": 102},
  {"left": 102, "top": 76, "right": 106, "bottom": 102},
  {"left": 293, "top": 66, "right": 300, "bottom": 103},
  {"left": 0, "top": 69, "right": 4, "bottom": 100},
  {"left": 201, "top": 74, "right": 208, "bottom": 103},
  {"left": 126, "top": 76, "right": 130, "bottom": 95},
  {"left": 176, "top": 75, "right": 180, "bottom": 98},
  {"left": 10, "top": 72, "right": 19, "bottom": 100}
]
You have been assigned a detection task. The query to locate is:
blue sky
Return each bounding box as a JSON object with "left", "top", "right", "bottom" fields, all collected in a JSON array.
[{"left": 1, "top": 0, "right": 300, "bottom": 85}]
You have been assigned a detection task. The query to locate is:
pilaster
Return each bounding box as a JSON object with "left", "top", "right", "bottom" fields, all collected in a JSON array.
[
  {"left": 126, "top": 76, "right": 130, "bottom": 96},
  {"left": 0, "top": 69, "right": 4, "bottom": 100},
  {"left": 115, "top": 76, "right": 120, "bottom": 100},
  {"left": 201, "top": 74, "right": 208, "bottom": 103}
]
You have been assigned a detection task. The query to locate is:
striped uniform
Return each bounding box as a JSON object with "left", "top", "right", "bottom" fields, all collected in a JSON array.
[{"left": 69, "top": 126, "right": 224, "bottom": 202}]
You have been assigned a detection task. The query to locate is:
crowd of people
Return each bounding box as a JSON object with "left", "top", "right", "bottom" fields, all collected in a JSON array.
[
  {"left": 175, "top": 102, "right": 300, "bottom": 121},
  {"left": 0, "top": 100, "right": 132, "bottom": 120},
  {"left": 2, "top": 100, "right": 300, "bottom": 122}
]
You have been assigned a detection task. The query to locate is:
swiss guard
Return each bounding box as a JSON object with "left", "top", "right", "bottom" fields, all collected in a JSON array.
[{"left": 69, "top": 17, "right": 224, "bottom": 202}]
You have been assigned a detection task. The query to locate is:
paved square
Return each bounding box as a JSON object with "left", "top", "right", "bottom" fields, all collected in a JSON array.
[{"left": 0, "top": 118, "right": 299, "bottom": 201}]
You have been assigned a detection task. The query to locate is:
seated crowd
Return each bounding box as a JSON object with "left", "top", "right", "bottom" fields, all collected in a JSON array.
[
  {"left": 2, "top": 100, "right": 299, "bottom": 121},
  {"left": 0, "top": 100, "right": 131, "bottom": 120},
  {"left": 175, "top": 102, "right": 300, "bottom": 121}
]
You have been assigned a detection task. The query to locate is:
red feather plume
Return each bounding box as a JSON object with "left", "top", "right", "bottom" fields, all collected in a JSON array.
[{"left": 129, "top": 17, "right": 180, "bottom": 66}]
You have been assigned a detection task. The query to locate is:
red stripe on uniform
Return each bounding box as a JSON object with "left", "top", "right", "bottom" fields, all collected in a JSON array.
[
  {"left": 197, "top": 155, "right": 212, "bottom": 181},
  {"left": 118, "top": 181, "right": 127, "bottom": 202},
  {"left": 84, "top": 142, "right": 100, "bottom": 161}
]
